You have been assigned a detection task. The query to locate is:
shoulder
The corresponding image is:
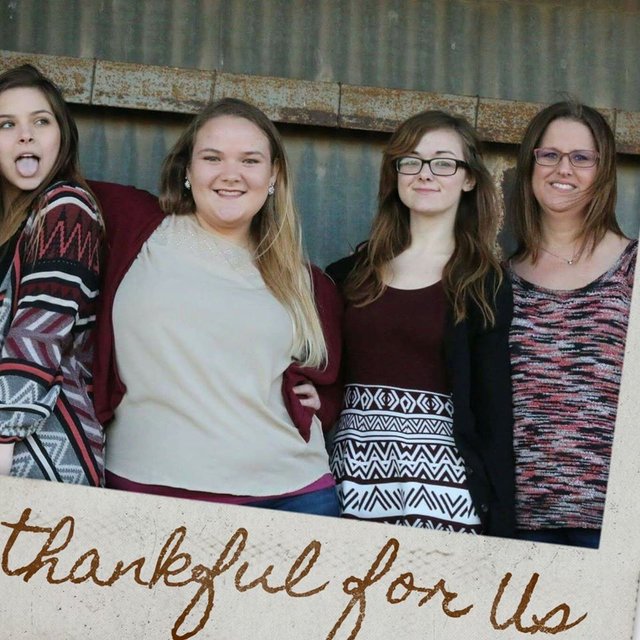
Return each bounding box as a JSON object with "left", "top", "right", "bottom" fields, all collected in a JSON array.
[
  {"left": 25, "top": 182, "right": 102, "bottom": 241},
  {"left": 617, "top": 238, "right": 638, "bottom": 288},
  {"left": 309, "top": 263, "right": 333, "bottom": 288},
  {"left": 40, "top": 181, "right": 100, "bottom": 218},
  {"left": 622, "top": 237, "right": 638, "bottom": 267},
  {"left": 470, "top": 266, "right": 512, "bottom": 303},
  {"left": 309, "top": 263, "right": 341, "bottom": 310},
  {"left": 325, "top": 242, "right": 368, "bottom": 286},
  {"left": 468, "top": 266, "right": 513, "bottom": 331},
  {"left": 87, "top": 180, "right": 164, "bottom": 231}
]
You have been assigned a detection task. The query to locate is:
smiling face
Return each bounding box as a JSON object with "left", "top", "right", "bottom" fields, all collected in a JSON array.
[
  {"left": 396, "top": 128, "right": 475, "bottom": 222},
  {"left": 532, "top": 118, "right": 598, "bottom": 221},
  {"left": 186, "top": 115, "right": 277, "bottom": 245},
  {"left": 0, "top": 86, "right": 61, "bottom": 209}
]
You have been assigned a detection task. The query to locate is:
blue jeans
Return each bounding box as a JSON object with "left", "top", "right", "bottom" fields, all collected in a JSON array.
[
  {"left": 516, "top": 528, "right": 601, "bottom": 549},
  {"left": 249, "top": 486, "right": 340, "bottom": 516}
]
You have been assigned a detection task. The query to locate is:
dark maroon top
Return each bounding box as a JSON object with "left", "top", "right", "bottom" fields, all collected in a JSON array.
[{"left": 344, "top": 282, "right": 449, "bottom": 394}]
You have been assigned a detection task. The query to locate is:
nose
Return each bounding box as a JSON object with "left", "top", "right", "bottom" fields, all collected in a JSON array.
[
  {"left": 556, "top": 154, "right": 573, "bottom": 174},
  {"left": 417, "top": 162, "right": 434, "bottom": 180},
  {"left": 219, "top": 160, "right": 241, "bottom": 181},
  {"left": 18, "top": 125, "right": 34, "bottom": 143}
]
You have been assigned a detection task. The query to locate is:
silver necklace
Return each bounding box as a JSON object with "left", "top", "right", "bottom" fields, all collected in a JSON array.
[{"left": 540, "top": 246, "right": 579, "bottom": 265}]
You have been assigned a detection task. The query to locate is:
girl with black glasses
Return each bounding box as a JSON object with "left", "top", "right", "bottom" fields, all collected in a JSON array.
[{"left": 327, "top": 110, "right": 515, "bottom": 536}]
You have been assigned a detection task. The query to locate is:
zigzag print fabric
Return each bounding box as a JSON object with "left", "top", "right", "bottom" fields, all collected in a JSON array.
[
  {"left": 0, "top": 182, "right": 104, "bottom": 485},
  {"left": 331, "top": 383, "right": 482, "bottom": 532}
]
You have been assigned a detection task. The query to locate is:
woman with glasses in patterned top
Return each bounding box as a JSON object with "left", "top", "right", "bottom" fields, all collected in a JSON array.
[
  {"left": 507, "top": 101, "right": 637, "bottom": 548},
  {"left": 326, "top": 110, "right": 515, "bottom": 536}
]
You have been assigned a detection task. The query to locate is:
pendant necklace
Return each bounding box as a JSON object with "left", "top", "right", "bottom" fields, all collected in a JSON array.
[{"left": 540, "top": 246, "right": 579, "bottom": 266}]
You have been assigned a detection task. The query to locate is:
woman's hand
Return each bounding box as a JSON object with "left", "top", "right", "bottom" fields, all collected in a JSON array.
[
  {"left": 0, "top": 442, "right": 14, "bottom": 475},
  {"left": 292, "top": 383, "right": 321, "bottom": 411}
]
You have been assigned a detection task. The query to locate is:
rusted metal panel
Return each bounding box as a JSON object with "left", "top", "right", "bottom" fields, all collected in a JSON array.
[
  {"left": 615, "top": 111, "right": 640, "bottom": 155},
  {"left": 1, "top": 0, "right": 640, "bottom": 114},
  {"left": 4, "top": 48, "right": 640, "bottom": 154},
  {"left": 213, "top": 72, "right": 339, "bottom": 127},
  {"left": 2, "top": 0, "right": 640, "bottom": 264},
  {"left": 476, "top": 98, "right": 544, "bottom": 144},
  {"left": 474, "top": 99, "right": 616, "bottom": 147},
  {"left": 92, "top": 60, "right": 214, "bottom": 114},
  {"left": 339, "top": 84, "right": 477, "bottom": 132},
  {"left": 0, "top": 49, "right": 93, "bottom": 103}
]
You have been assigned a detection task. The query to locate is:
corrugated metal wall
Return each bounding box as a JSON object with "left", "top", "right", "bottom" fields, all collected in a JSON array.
[{"left": 2, "top": 0, "right": 640, "bottom": 266}]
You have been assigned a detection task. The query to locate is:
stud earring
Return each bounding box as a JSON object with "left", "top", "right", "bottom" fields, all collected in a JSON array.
[
  {"left": 268, "top": 183, "right": 275, "bottom": 196},
  {"left": 184, "top": 178, "right": 191, "bottom": 190}
]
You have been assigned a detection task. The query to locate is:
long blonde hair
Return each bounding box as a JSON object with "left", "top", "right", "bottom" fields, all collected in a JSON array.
[
  {"left": 159, "top": 98, "right": 327, "bottom": 368},
  {"left": 345, "top": 110, "right": 503, "bottom": 326}
]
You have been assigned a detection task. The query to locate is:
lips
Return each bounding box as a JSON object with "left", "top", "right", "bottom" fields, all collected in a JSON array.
[
  {"left": 549, "top": 182, "right": 575, "bottom": 191},
  {"left": 15, "top": 154, "right": 39, "bottom": 178},
  {"left": 214, "top": 189, "right": 246, "bottom": 198}
]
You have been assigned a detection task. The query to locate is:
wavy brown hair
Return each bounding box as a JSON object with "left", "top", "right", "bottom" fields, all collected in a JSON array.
[
  {"left": 159, "top": 98, "right": 327, "bottom": 368},
  {"left": 510, "top": 100, "right": 622, "bottom": 262},
  {"left": 344, "top": 110, "right": 503, "bottom": 326},
  {"left": 0, "top": 64, "right": 98, "bottom": 249}
]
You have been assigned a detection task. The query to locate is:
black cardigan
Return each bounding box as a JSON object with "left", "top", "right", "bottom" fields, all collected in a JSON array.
[{"left": 326, "top": 253, "right": 516, "bottom": 537}]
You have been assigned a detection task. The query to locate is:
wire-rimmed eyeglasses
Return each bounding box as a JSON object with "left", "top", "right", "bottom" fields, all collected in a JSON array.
[
  {"left": 395, "top": 156, "right": 469, "bottom": 176},
  {"left": 533, "top": 148, "right": 599, "bottom": 168}
]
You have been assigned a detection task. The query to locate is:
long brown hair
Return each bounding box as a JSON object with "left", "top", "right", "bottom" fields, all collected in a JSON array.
[
  {"left": 0, "top": 64, "right": 97, "bottom": 248},
  {"left": 159, "top": 98, "right": 327, "bottom": 368},
  {"left": 345, "top": 109, "right": 503, "bottom": 326},
  {"left": 511, "top": 100, "right": 622, "bottom": 262}
]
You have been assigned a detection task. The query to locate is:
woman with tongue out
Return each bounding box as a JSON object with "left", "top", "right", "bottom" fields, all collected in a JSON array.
[
  {"left": 507, "top": 101, "right": 637, "bottom": 548},
  {"left": 0, "top": 64, "right": 104, "bottom": 485},
  {"left": 91, "top": 98, "right": 342, "bottom": 515}
]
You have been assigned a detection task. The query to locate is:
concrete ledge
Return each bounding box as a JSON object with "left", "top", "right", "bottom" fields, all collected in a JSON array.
[
  {"left": 0, "top": 50, "right": 94, "bottom": 103},
  {"left": 615, "top": 111, "right": 640, "bottom": 155},
  {"left": 1, "top": 49, "right": 639, "bottom": 154},
  {"left": 476, "top": 98, "right": 543, "bottom": 144},
  {"left": 339, "top": 84, "right": 476, "bottom": 132},
  {"left": 214, "top": 72, "right": 339, "bottom": 127},
  {"left": 92, "top": 60, "right": 214, "bottom": 114}
]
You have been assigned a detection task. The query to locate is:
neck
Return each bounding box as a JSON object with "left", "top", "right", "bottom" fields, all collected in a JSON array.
[
  {"left": 540, "top": 216, "right": 583, "bottom": 250},
  {"left": 408, "top": 211, "right": 456, "bottom": 255},
  {"left": 194, "top": 212, "right": 253, "bottom": 251}
]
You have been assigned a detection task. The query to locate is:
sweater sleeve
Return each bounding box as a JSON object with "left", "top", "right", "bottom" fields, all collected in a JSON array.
[
  {"left": 0, "top": 184, "right": 102, "bottom": 442},
  {"left": 468, "top": 275, "right": 516, "bottom": 536},
  {"left": 282, "top": 266, "right": 344, "bottom": 440}
]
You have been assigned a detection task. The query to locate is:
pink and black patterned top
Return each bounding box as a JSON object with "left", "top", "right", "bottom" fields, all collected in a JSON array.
[
  {"left": 0, "top": 182, "right": 103, "bottom": 485},
  {"left": 508, "top": 240, "right": 637, "bottom": 530}
]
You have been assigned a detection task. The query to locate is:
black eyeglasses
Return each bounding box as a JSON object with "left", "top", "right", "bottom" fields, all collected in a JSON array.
[
  {"left": 395, "top": 156, "right": 469, "bottom": 176},
  {"left": 533, "top": 148, "right": 599, "bottom": 168}
]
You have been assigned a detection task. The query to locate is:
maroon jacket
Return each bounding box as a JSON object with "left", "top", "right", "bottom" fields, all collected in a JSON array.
[{"left": 89, "top": 180, "right": 343, "bottom": 441}]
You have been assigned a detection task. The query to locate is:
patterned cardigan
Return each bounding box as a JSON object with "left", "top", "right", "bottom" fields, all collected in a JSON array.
[{"left": 0, "top": 182, "right": 104, "bottom": 485}]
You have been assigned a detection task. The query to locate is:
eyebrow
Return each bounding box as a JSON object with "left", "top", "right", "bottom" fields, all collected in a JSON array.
[
  {"left": 410, "top": 149, "right": 458, "bottom": 156},
  {"left": 0, "top": 109, "right": 54, "bottom": 118},
  {"left": 539, "top": 146, "right": 596, "bottom": 151},
  {"left": 196, "top": 147, "right": 267, "bottom": 158}
]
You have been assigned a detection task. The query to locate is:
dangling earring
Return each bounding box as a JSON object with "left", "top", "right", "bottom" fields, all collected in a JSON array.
[
  {"left": 268, "top": 183, "right": 275, "bottom": 196},
  {"left": 184, "top": 178, "right": 191, "bottom": 190}
]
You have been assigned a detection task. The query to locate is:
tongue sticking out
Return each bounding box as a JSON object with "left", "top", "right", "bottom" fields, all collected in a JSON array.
[{"left": 16, "top": 156, "right": 39, "bottom": 178}]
